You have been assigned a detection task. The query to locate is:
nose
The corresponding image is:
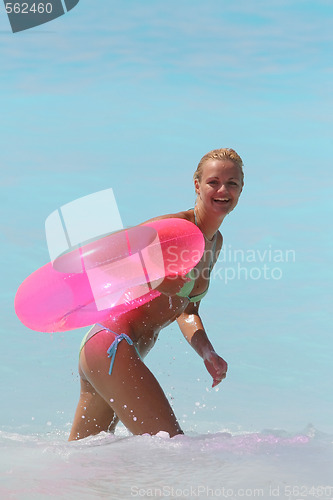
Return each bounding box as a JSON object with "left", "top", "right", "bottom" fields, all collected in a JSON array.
[{"left": 217, "top": 184, "right": 229, "bottom": 196}]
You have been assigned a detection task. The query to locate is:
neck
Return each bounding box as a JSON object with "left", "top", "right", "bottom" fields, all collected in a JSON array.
[{"left": 194, "top": 205, "right": 225, "bottom": 240}]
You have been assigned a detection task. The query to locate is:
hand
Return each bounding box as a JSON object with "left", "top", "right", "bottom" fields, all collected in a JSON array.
[{"left": 203, "top": 351, "right": 228, "bottom": 388}]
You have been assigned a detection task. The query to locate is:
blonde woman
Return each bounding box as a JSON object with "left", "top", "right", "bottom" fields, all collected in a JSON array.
[{"left": 69, "top": 148, "right": 244, "bottom": 441}]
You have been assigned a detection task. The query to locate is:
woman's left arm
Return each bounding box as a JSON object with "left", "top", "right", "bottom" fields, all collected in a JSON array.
[{"left": 176, "top": 302, "right": 228, "bottom": 387}]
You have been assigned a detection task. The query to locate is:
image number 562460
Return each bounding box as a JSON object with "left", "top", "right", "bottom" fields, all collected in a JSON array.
[
  {"left": 5, "top": 3, "right": 53, "bottom": 14},
  {"left": 4, "top": 0, "right": 80, "bottom": 33}
]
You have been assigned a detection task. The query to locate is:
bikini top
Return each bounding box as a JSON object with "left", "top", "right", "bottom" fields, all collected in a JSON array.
[{"left": 176, "top": 210, "right": 217, "bottom": 303}]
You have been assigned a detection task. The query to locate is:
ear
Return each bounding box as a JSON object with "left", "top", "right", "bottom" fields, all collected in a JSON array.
[{"left": 194, "top": 178, "right": 200, "bottom": 195}]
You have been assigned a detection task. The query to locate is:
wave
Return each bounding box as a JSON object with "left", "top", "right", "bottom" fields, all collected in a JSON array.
[{"left": 1, "top": 424, "right": 332, "bottom": 500}]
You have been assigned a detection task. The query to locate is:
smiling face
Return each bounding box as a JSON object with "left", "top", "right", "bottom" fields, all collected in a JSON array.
[{"left": 194, "top": 159, "right": 243, "bottom": 216}]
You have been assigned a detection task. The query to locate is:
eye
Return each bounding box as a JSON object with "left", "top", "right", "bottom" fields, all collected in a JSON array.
[{"left": 208, "top": 180, "right": 218, "bottom": 185}]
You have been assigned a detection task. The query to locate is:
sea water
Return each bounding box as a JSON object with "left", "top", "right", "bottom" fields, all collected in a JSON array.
[
  {"left": 1, "top": 177, "right": 332, "bottom": 499},
  {"left": 1, "top": 319, "right": 332, "bottom": 500},
  {"left": 1, "top": 426, "right": 332, "bottom": 499}
]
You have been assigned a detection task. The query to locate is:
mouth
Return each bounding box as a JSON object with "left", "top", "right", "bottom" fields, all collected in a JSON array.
[{"left": 213, "top": 198, "right": 230, "bottom": 204}]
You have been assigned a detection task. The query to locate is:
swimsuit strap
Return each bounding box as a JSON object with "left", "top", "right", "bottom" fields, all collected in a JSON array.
[
  {"left": 193, "top": 206, "right": 217, "bottom": 243},
  {"left": 194, "top": 207, "right": 197, "bottom": 226},
  {"left": 106, "top": 332, "right": 134, "bottom": 375},
  {"left": 209, "top": 233, "right": 218, "bottom": 271},
  {"left": 95, "top": 324, "right": 135, "bottom": 375}
]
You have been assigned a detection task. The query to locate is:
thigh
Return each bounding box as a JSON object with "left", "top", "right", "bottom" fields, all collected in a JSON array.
[
  {"left": 68, "top": 376, "right": 118, "bottom": 441},
  {"left": 80, "top": 328, "right": 183, "bottom": 437}
]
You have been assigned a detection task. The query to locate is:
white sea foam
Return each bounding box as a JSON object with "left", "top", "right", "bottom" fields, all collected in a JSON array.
[{"left": 0, "top": 425, "right": 332, "bottom": 500}]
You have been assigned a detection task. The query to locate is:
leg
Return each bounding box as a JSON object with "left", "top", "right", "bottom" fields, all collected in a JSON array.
[
  {"left": 68, "top": 376, "right": 119, "bottom": 441},
  {"left": 77, "top": 328, "right": 183, "bottom": 438}
]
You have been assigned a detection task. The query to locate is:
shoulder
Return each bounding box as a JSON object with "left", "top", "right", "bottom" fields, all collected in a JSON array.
[{"left": 143, "top": 209, "right": 194, "bottom": 224}]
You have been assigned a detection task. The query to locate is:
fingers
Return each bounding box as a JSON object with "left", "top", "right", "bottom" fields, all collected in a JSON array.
[
  {"left": 204, "top": 353, "right": 228, "bottom": 387},
  {"left": 212, "top": 372, "right": 227, "bottom": 388}
]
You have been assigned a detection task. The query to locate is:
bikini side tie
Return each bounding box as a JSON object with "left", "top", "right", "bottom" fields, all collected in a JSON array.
[{"left": 106, "top": 333, "right": 134, "bottom": 375}]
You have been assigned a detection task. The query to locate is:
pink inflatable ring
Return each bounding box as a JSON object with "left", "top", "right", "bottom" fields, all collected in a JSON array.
[{"left": 15, "top": 218, "right": 205, "bottom": 333}]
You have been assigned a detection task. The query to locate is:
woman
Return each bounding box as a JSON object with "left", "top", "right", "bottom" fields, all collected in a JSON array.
[{"left": 68, "top": 147, "right": 244, "bottom": 440}]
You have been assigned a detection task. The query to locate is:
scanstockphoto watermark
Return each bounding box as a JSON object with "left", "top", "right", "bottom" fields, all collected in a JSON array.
[
  {"left": 131, "top": 484, "right": 274, "bottom": 497},
  {"left": 130, "top": 484, "right": 333, "bottom": 498},
  {"left": 130, "top": 485, "right": 265, "bottom": 497},
  {"left": 213, "top": 244, "right": 296, "bottom": 283},
  {"left": 166, "top": 244, "right": 296, "bottom": 283}
]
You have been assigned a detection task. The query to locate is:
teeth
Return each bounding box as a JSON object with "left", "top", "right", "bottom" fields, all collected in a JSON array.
[{"left": 214, "top": 198, "right": 229, "bottom": 202}]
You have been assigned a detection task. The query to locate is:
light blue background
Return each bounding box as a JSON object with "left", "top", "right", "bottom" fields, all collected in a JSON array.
[{"left": 0, "top": 0, "right": 332, "bottom": 435}]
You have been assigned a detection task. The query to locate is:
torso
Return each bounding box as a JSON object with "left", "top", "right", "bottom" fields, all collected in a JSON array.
[{"left": 97, "top": 209, "right": 222, "bottom": 358}]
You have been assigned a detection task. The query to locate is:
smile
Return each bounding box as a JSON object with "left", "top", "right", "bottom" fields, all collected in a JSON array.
[{"left": 213, "top": 198, "right": 230, "bottom": 203}]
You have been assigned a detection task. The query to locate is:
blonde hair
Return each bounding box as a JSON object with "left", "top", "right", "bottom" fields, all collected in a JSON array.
[{"left": 193, "top": 148, "right": 244, "bottom": 182}]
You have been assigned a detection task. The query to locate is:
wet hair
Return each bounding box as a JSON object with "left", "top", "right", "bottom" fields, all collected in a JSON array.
[{"left": 193, "top": 148, "right": 244, "bottom": 183}]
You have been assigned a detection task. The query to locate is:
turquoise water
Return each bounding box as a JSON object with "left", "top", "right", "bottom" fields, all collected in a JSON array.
[
  {"left": 2, "top": 177, "right": 332, "bottom": 436},
  {"left": 1, "top": 176, "right": 332, "bottom": 498},
  {"left": 1, "top": 428, "right": 332, "bottom": 499}
]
